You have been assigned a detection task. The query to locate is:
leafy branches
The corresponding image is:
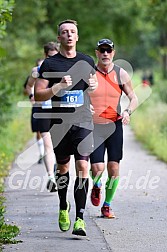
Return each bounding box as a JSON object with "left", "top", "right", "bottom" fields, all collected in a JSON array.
[{"left": 0, "top": 0, "right": 15, "bottom": 39}]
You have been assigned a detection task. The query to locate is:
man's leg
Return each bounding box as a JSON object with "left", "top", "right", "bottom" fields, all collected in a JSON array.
[
  {"left": 89, "top": 140, "right": 105, "bottom": 207},
  {"left": 36, "top": 131, "right": 44, "bottom": 164},
  {"left": 56, "top": 161, "right": 71, "bottom": 232},
  {"left": 90, "top": 163, "right": 104, "bottom": 206},
  {"left": 89, "top": 123, "right": 115, "bottom": 206},
  {"left": 41, "top": 132, "right": 57, "bottom": 192},
  {"left": 101, "top": 161, "right": 119, "bottom": 218},
  {"left": 101, "top": 120, "right": 122, "bottom": 218},
  {"left": 31, "top": 106, "right": 44, "bottom": 164},
  {"left": 90, "top": 163, "right": 104, "bottom": 186},
  {"left": 72, "top": 159, "right": 89, "bottom": 236}
]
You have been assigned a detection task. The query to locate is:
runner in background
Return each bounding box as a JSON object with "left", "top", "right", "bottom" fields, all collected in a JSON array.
[
  {"left": 26, "top": 58, "right": 44, "bottom": 164},
  {"left": 142, "top": 70, "right": 154, "bottom": 87},
  {"left": 26, "top": 42, "right": 59, "bottom": 192}
]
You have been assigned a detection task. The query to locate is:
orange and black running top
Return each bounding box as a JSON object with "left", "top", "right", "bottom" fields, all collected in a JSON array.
[{"left": 89, "top": 64, "right": 123, "bottom": 124}]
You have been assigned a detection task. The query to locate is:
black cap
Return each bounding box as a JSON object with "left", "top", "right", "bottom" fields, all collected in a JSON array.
[{"left": 96, "top": 39, "right": 114, "bottom": 49}]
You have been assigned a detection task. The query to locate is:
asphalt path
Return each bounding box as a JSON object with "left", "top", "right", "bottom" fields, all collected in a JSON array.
[{"left": 3, "top": 125, "right": 167, "bottom": 252}]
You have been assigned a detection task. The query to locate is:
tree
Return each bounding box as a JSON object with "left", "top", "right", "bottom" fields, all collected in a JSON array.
[
  {"left": 0, "top": 0, "right": 15, "bottom": 56},
  {"left": 0, "top": 0, "right": 14, "bottom": 38},
  {"left": 146, "top": 0, "right": 167, "bottom": 78}
]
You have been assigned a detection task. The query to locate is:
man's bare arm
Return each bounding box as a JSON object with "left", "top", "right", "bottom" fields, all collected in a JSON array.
[
  {"left": 34, "top": 78, "right": 53, "bottom": 101},
  {"left": 26, "top": 76, "right": 35, "bottom": 96},
  {"left": 121, "top": 69, "right": 138, "bottom": 113},
  {"left": 26, "top": 66, "right": 38, "bottom": 101},
  {"left": 120, "top": 68, "right": 138, "bottom": 125},
  {"left": 34, "top": 75, "right": 73, "bottom": 102}
]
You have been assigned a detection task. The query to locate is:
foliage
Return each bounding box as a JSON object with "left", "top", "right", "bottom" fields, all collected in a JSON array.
[
  {"left": 0, "top": 0, "right": 15, "bottom": 39},
  {"left": 0, "top": 0, "right": 15, "bottom": 129},
  {"left": 0, "top": 98, "right": 32, "bottom": 247},
  {"left": 145, "top": 0, "right": 167, "bottom": 77},
  {"left": 0, "top": 197, "right": 20, "bottom": 245},
  {"left": 0, "top": 198, "right": 20, "bottom": 244},
  {"left": 0, "top": 152, "right": 9, "bottom": 192},
  {"left": 1, "top": 0, "right": 167, "bottom": 117},
  {"left": 132, "top": 103, "right": 167, "bottom": 163},
  {"left": 131, "top": 72, "right": 167, "bottom": 163},
  {"left": 41, "top": 0, "right": 143, "bottom": 54},
  {"left": 0, "top": 98, "right": 32, "bottom": 175},
  {"left": 153, "top": 72, "right": 167, "bottom": 103}
]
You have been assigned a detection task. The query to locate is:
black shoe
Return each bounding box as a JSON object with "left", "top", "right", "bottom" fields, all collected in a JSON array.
[
  {"left": 46, "top": 178, "right": 57, "bottom": 192},
  {"left": 38, "top": 156, "right": 43, "bottom": 164}
]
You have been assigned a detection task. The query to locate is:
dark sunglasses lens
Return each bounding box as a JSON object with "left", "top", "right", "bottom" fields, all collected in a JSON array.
[{"left": 99, "top": 48, "right": 112, "bottom": 53}]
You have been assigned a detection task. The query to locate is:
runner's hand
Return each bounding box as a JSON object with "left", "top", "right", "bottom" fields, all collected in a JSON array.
[
  {"left": 90, "top": 104, "right": 95, "bottom": 115},
  {"left": 122, "top": 111, "right": 130, "bottom": 125},
  {"left": 52, "top": 75, "right": 73, "bottom": 95},
  {"left": 60, "top": 75, "right": 73, "bottom": 89},
  {"left": 88, "top": 74, "right": 97, "bottom": 92}
]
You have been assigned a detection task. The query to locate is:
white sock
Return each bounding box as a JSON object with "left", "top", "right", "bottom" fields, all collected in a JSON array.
[
  {"left": 37, "top": 138, "right": 44, "bottom": 157},
  {"left": 48, "top": 175, "right": 55, "bottom": 182}
]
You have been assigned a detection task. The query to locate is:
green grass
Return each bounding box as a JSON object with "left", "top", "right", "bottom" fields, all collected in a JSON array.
[
  {"left": 0, "top": 95, "right": 33, "bottom": 246},
  {"left": 0, "top": 196, "right": 21, "bottom": 245},
  {"left": 131, "top": 71, "right": 167, "bottom": 163},
  {"left": 0, "top": 100, "right": 33, "bottom": 189}
]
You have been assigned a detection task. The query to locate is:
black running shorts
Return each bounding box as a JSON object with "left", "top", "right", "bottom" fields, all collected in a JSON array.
[
  {"left": 31, "top": 106, "right": 51, "bottom": 133},
  {"left": 90, "top": 120, "right": 123, "bottom": 163},
  {"left": 51, "top": 125, "right": 93, "bottom": 164}
]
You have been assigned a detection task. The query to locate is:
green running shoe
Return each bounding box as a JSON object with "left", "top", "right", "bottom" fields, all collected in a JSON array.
[
  {"left": 59, "top": 201, "right": 71, "bottom": 232},
  {"left": 72, "top": 217, "right": 86, "bottom": 236}
]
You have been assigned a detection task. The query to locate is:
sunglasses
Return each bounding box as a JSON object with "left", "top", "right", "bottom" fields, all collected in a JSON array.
[{"left": 98, "top": 47, "right": 113, "bottom": 53}]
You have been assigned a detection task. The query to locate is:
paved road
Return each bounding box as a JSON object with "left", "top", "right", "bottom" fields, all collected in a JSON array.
[{"left": 3, "top": 126, "right": 167, "bottom": 252}]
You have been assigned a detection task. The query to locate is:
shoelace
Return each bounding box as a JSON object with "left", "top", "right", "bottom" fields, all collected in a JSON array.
[
  {"left": 76, "top": 218, "right": 85, "bottom": 228},
  {"left": 103, "top": 206, "right": 110, "bottom": 211},
  {"left": 102, "top": 206, "right": 113, "bottom": 215}
]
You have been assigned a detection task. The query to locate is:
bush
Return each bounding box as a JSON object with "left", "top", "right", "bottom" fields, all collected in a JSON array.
[{"left": 131, "top": 77, "right": 167, "bottom": 163}]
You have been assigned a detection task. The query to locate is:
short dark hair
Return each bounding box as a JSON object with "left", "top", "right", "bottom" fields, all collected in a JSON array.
[
  {"left": 57, "top": 19, "right": 78, "bottom": 35},
  {"left": 43, "top": 41, "right": 59, "bottom": 54},
  {"left": 36, "top": 58, "right": 43, "bottom": 66}
]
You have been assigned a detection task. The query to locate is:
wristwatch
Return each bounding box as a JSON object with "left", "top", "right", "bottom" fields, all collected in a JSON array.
[
  {"left": 124, "top": 108, "right": 132, "bottom": 116},
  {"left": 29, "top": 94, "right": 33, "bottom": 99}
]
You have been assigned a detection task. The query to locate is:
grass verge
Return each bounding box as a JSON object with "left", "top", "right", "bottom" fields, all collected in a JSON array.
[
  {"left": 131, "top": 71, "right": 167, "bottom": 163},
  {"left": 0, "top": 96, "right": 32, "bottom": 247}
]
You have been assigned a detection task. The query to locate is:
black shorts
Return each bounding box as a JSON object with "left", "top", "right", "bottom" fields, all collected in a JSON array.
[
  {"left": 90, "top": 120, "right": 123, "bottom": 164},
  {"left": 51, "top": 124, "right": 93, "bottom": 164},
  {"left": 31, "top": 106, "right": 51, "bottom": 133}
]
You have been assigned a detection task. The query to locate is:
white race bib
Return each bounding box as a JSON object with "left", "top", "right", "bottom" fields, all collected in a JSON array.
[
  {"left": 60, "top": 90, "right": 84, "bottom": 107},
  {"left": 42, "top": 99, "right": 52, "bottom": 109}
]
